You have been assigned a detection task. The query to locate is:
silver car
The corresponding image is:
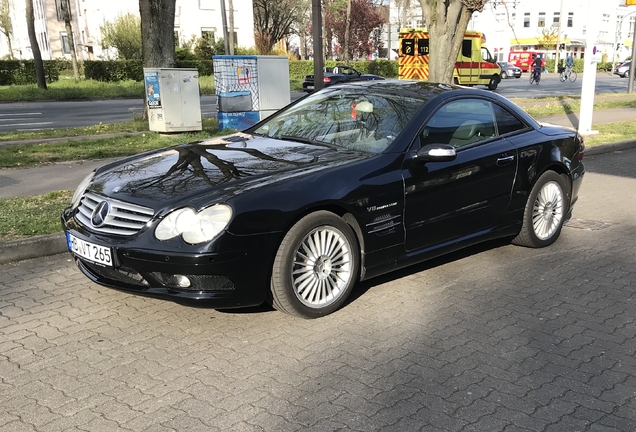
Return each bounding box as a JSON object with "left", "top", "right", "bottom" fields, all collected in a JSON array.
[
  {"left": 614, "top": 61, "right": 632, "bottom": 78},
  {"left": 497, "top": 62, "right": 522, "bottom": 79}
]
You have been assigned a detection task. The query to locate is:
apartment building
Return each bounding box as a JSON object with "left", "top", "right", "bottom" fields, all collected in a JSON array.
[{"left": 0, "top": 0, "right": 255, "bottom": 60}]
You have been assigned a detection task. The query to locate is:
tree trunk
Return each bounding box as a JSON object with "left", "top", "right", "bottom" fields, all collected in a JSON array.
[
  {"left": 25, "top": 0, "right": 46, "bottom": 89},
  {"left": 299, "top": 32, "right": 307, "bottom": 59},
  {"left": 61, "top": 0, "right": 80, "bottom": 80},
  {"left": 139, "top": 0, "right": 176, "bottom": 68},
  {"left": 139, "top": 0, "right": 176, "bottom": 120},
  {"left": 6, "top": 34, "right": 12, "bottom": 59},
  {"left": 343, "top": 0, "right": 351, "bottom": 65},
  {"left": 419, "top": 0, "right": 471, "bottom": 84},
  {"left": 228, "top": 0, "right": 235, "bottom": 55}
]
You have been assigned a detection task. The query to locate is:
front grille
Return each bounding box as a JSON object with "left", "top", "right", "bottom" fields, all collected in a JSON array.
[{"left": 76, "top": 192, "right": 155, "bottom": 236}]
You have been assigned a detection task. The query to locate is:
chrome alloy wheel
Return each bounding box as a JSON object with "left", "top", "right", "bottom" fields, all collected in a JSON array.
[
  {"left": 532, "top": 181, "right": 564, "bottom": 240},
  {"left": 292, "top": 226, "right": 352, "bottom": 308}
]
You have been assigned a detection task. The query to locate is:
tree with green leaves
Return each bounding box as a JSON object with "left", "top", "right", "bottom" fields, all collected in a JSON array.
[
  {"left": 0, "top": 0, "right": 13, "bottom": 60},
  {"left": 253, "top": 0, "right": 303, "bottom": 54},
  {"left": 418, "top": 0, "right": 489, "bottom": 84},
  {"left": 101, "top": 13, "right": 142, "bottom": 60}
]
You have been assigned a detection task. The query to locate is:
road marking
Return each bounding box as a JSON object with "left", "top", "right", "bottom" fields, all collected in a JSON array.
[
  {"left": 0, "top": 122, "right": 53, "bottom": 127},
  {"left": 0, "top": 113, "right": 42, "bottom": 116}
]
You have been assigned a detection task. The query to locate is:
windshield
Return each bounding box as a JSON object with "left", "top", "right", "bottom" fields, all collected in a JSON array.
[{"left": 253, "top": 88, "right": 426, "bottom": 154}]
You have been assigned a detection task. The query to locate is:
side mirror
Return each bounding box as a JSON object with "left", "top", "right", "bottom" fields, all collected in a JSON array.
[{"left": 414, "top": 144, "right": 457, "bottom": 164}]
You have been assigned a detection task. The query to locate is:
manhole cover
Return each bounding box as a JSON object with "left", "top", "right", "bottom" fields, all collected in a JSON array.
[{"left": 565, "top": 219, "right": 614, "bottom": 231}]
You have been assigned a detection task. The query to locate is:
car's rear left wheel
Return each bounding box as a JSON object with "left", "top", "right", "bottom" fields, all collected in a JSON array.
[
  {"left": 513, "top": 171, "right": 569, "bottom": 248},
  {"left": 269, "top": 211, "right": 359, "bottom": 318}
]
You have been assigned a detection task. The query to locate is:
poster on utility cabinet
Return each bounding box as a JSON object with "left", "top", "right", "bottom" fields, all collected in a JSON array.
[{"left": 144, "top": 71, "right": 162, "bottom": 109}]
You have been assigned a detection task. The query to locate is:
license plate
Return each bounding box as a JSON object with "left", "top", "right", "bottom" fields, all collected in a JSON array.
[
  {"left": 66, "top": 232, "right": 113, "bottom": 267},
  {"left": 307, "top": 85, "right": 314, "bottom": 90}
]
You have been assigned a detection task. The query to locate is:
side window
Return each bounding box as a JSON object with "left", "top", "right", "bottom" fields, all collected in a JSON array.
[
  {"left": 420, "top": 99, "right": 497, "bottom": 149},
  {"left": 461, "top": 40, "right": 472, "bottom": 58},
  {"left": 492, "top": 104, "right": 526, "bottom": 136}
]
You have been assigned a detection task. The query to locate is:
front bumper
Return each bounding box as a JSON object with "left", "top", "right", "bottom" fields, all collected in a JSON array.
[{"left": 62, "top": 209, "right": 281, "bottom": 309}]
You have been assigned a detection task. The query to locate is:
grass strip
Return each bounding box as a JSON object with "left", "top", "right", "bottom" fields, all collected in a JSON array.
[
  {"left": 0, "top": 190, "right": 73, "bottom": 241},
  {"left": 0, "top": 120, "right": 150, "bottom": 142},
  {"left": 0, "top": 118, "right": 226, "bottom": 169},
  {"left": 584, "top": 121, "right": 636, "bottom": 146},
  {"left": 519, "top": 97, "right": 636, "bottom": 118}
]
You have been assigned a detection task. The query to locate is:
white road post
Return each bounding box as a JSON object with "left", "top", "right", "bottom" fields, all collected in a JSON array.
[{"left": 578, "top": 0, "right": 601, "bottom": 136}]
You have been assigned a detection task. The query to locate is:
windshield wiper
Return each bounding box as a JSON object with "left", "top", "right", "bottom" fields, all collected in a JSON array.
[{"left": 279, "top": 135, "right": 338, "bottom": 149}]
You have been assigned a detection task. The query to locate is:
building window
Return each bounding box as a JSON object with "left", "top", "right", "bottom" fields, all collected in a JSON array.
[
  {"left": 568, "top": 12, "right": 573, "bottom": 27},
  {"left": 199, "top": 0, "right": 214, "bottom": 10},
  {"left": 55, "top": 0, "right": 71, "bottom": 21},
  {"left": 538, "top": 12, "right": 545, "bottom": 28},
  {"left": 60, "top": 32, "right": 70, "bottom": 54},
  {"left": 524, "top": 13, "right": 530, "bottom": 28},
  {"left": 553, "top": 12, "right": 559, "bottom": 26}
]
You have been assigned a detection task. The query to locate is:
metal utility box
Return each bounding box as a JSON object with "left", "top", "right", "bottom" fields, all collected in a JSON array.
[
  {"left": 144, "top": 68, "right": 202, "bottom": 133},
  {"left": 213, "top": 56, "right": 290, "bottom": 131}
]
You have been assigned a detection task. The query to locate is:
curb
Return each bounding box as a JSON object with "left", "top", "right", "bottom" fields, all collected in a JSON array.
[
  {"left": 1, "top": 139, "right": 635, "bottom": 266},
  {"left": 0, "top": 232, "right": 68, "bottom": 265}
]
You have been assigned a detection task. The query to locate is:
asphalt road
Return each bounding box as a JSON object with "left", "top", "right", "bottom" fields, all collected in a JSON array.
[
  {"left": 0, "top": 74, "right": 630, "bottom": 132},
  {"left": 1, "top": 147, "right": 635, "bottom": 431}
]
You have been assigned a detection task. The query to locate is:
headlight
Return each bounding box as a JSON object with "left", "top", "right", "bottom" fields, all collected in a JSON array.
[
  {"left": 71, "top": 171, "right": 95, "bottom": 209},
  {"left": 155, "top": 204, "right": 232, "bottom": 244}
]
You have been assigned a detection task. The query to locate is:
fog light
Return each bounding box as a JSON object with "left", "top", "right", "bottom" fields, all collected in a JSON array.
[{"left": 174, "top": 275, "right": 191, "bottom": 288}]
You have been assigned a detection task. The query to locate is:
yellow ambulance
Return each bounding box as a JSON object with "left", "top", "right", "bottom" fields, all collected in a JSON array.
[{"left": 398, "top": 28, "right": 502, "bottom": 90}]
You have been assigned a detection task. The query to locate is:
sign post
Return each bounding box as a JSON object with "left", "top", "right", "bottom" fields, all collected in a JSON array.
[{"left": 578, "top": 0, "right": 601, "bottom": 136}]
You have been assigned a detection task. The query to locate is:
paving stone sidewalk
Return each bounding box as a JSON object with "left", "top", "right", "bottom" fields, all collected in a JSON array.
[{"left": 0, "top": 147, "right": 635, "bottom": 431}]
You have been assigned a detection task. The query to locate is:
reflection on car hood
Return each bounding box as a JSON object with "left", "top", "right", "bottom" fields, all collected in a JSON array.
[{"left": 89, "top": 132, "right": 369, "bottom": 208}]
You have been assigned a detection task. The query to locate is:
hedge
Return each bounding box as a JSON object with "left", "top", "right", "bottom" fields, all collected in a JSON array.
[
  {"left": 545, "top": 58, "right": 616, "bottom": 74},
  {"left": 81, "top": 59, "right": 397, "bottom": 82},
  {"left": 0, "top": 60, "right": 62, "bottom": 85},
  {"left": 84, "top": 60, "right": 214, "bottom": 82}
]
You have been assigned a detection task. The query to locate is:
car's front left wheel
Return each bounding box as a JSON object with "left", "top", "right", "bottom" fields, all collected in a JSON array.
[{"left": 269, "top": 211, "right": 360, "bottom": 318}]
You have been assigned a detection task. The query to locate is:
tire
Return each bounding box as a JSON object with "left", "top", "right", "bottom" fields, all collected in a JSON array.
[
  {"left": 559, "top": 72, "right": 567, "bottom": 82},
  {"left": 625, "top": 70, "right": 630, "bottom": 79},
  {"left": 529, "top": 74, "right": 535, "bottom": 85},
  {"left": 487, "top": 75, "right": 499, "bottom": 90},
  {"left": 269, "top": 211, "right": 360, "bottom": 318},
  {"left": 569, "top": 71, "right": 577, "bottom": 82},
  {"left": 512, "top": 171, "right": 569, "bottom": 248}
]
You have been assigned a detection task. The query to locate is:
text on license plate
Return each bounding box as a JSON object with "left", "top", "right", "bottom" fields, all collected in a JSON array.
[{"left": 66, "top": 233, "right": 113, "bottom": 267}]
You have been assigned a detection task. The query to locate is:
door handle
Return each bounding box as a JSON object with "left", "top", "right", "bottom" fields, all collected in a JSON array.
[{"left": 497, "top": 155, "right": 515, "bottom": 166}]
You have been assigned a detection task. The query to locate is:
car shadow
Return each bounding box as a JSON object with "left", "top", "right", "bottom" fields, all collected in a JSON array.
[
  {"left": 345, "top": 237, "right": 514, "bottom": 307},
  {"left": 212, "top": 238, "right": 513, "bottom": 317}
]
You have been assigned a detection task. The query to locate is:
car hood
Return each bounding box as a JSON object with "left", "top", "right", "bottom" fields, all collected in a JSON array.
[{"left": 88, "top": 132, "right": 370, "bottom": 209}]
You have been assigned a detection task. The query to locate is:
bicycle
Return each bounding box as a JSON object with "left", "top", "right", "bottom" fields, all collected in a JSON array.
[
  {"left": 559, "top": 66, "right": 577, "bottom": 83},
  {"left": 529, "top": 68, "right": 541, "bottom": 85}
]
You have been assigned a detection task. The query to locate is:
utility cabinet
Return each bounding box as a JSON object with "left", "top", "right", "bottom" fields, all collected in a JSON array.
[
  {"left": 144, "top": 68, "right": 202, "bottom": 133},
  {"left": 213, "top": 56, "right": 290, "bottom": 131}
]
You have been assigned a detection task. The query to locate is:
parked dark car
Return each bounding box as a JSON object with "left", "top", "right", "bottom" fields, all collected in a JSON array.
[
  {"left": 614, "top": 61, "right": 632, "bottom": 78},
  {"left": 62, "top": 81, "right": 585, "bottom": 318},
  {"left": 497, "top": 61, "right": 522, "bottom": 79},
  {"left": 302, "top": 65, "right": 384, "bottom": 92}
]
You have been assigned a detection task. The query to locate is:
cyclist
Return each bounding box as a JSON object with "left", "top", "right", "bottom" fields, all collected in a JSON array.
[
  {"left": 532, "top": 55, "right": 543, "bottom": 82},
  {"left": 565, "top": 53, "right": 574, "bottom": 74}
]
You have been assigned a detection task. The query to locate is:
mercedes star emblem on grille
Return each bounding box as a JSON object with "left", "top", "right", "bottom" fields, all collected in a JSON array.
[{"left": 91, "top": 201, "right": 111, "bottom": 227}]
